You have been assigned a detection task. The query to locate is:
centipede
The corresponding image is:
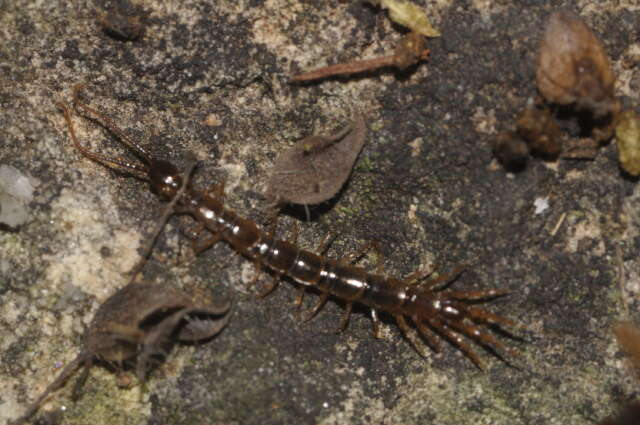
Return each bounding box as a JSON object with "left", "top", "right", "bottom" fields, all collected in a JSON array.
[{"left": 55, "top": 84, "right": 520, "bottom": 369}]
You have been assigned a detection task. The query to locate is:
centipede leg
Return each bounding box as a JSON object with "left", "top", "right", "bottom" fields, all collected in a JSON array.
[
  {"left": 295, "top": 285, "right": 305, "bottom": 307},
  {"left": 466, "top": 306, "right": 516, "bottom": 327},
  {"left": 338, "top": 302, "right": 353, "bottom": 332},
  {"left": 371, "top": 309, "right": 381, "bottom": 339},
  {"left": 316, "top": 232, "right": 336, "bottom": 255},
  {"left": 413, "top": 316, "right": 442, "bottom": 353},
  {"left": 302, "top": 292, "right": 329, "bottom": 322},
  {"left": 406, "top": 266, "right": 465, "bottom": 289},
  {"left": 205, "top": 178, "right": 226, "bottom": 200},
  {"left": 193, "top": 230, "right": 223, "bottom": 253},
  {"left": 248, "top": 261, "right": 263, "bottom": 289},
  {"left": 340, "top": 241, "right": 383, "bottom": 269},
  {"left": 428, "top": 318, "right": 484, "bottom": 369},
  {"left": 445, "top": 288, "right": 510, "bottom": 301},
  {"left": 258, "top": 272, "right": 282, "bottom": 298},
  {"left": 395, "top": 315, "right": 427, "bottom": 357},
  {"left": 403, "top": 268, "right": 434, "bottom": 286},
  {"left": 446, "top": 320, "right": 519, "bottom": 360}
]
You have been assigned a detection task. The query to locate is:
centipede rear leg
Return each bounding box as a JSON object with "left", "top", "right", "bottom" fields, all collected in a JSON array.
[
  {"left": 427, "top": 317, "right": 485, "bottom": 369},
  {"left": 446, "top": 319, "right": 519, "bottom": 361},
  {"left": 394, "top": 315, "right": 430, "bottom": 357},
  {"left": 405, "top": 265, "right": 465, "bottom": 289}
]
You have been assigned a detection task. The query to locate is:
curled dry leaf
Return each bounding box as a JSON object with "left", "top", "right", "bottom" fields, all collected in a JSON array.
[
  {"left": 536, "top": 11, "right": 616, "bottom": 118},
  {"left": 12, "top": 282, "right": 231, "bottom": 425},
  {"left": 266, "top": 117, "right": 367, "bottom": 205},
  {"left": 615, "top": 110, "right": 640, "bottom": 176}
]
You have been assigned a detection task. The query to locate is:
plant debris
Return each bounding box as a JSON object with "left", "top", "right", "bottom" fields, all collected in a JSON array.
[
  {"left": 98, "top": 1, "right": 146, "bottom": 41},
  {"left": 291, "top": 32, "right": 430, "bottom": 82},
  {"left": 536, "top": 11, "right": 617, "bottom": 118},
  {"left": 493, "top": 11, "right": 623, "bottom": 171},
  {"left": 266, "top": 117, "right": 367, "bottom": 206},
  {"left": 516, "top": 108, "right": 562, "bottom": 159},
  {"left": 12, "top": 282, "right": 231, "bottom": 425},
  {"left": 615, "top": 111, "right": 640, "bottom": 176},
  {"left": 491, "top": 131, "right": 529, "bottom": 170},
  {"left": 366, "top": 0, "right": 440, "bottom": 37}
]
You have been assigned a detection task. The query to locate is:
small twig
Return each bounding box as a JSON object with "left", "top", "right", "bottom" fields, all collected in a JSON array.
[
  {"left": 291, "top": 32, "right": 429, "bottom": 82},
  {"left": 127, "top": 158, "right": 197, "bottom": 279},
  {"left": 550, "top": 212, "right": 566, "bottom": 237}
]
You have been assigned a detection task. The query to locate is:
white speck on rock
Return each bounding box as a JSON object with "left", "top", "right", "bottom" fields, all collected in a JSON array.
[
  {"left": 0, "top": 164, "right": 36, "bottom": 227},
  {"left": 534, "top": 197, "right": 550, "bottom": 215}
]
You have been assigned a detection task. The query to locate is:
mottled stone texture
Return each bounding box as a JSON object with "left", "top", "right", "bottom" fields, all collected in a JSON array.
[{"left": 1, "top": 1, "right": 640, "bottom": 424}]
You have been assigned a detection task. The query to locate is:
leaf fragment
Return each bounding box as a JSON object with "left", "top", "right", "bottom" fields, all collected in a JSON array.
[
  {"left": 370, "top": 0, "right": 440, "bottom": 37},
  {"left": 616, "top": 110, "right": 640, "bottom": 176},
  {"left": 266, "top": 117, "right": 367, "bottom": 205}
]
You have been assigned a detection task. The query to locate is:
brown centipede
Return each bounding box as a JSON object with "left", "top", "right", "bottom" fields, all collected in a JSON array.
[{"left": 55, "top": 84, "right": 520, "bottom": 369}]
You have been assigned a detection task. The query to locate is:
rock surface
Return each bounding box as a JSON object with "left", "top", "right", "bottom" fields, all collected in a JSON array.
[{"left": 1, "top": 1, "right": 639, "bottom": 424}]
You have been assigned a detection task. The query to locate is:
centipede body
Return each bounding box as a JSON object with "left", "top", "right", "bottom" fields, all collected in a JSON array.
[{"left": 55, "top": 84, "right": 520, "bottom": 369}]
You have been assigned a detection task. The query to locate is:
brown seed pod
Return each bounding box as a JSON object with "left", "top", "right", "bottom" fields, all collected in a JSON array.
[
  {"left": 12, "top": 282, "right": 231, "bottom": 425},
  {"left": 266, "top": 117, "right": 367, "bottom": 206},
  {"left": 536, "top": 11, "right": 616, "bottom": 118},
  {"left": 516, "top": 108, "right": 562, "bottom": 159},
  {"left": 615, "top": 110, "right": 640, "bottom": 176},
  {"left": 491, "top": 131, "right": 529, "bottom": 170}
]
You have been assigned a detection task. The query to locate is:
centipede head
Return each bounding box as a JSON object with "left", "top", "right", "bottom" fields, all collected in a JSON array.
[{"left": 149, "top": 159, "right": 183, "bottom": 200}]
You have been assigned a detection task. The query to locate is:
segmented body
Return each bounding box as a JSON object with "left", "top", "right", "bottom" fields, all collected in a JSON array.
[{"left": 56, "top": 85, "right": 519, "bottom": 368}]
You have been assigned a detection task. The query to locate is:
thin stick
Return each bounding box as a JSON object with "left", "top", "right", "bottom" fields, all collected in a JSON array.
[
  {"left": 10, "top": 355, "right": 87, "bottom": 425},
  {"left": 291, "top": 56, "right": 398, "bottom": 82},
  {"left": 616, "top": 243, "right": 629, "bottom": 320},
  {"left": 550, "top": 212, "right": 567, "bottom": 237},
  {"left": 291, "top": 32, "right": 429, "bottom": 82},
  {"left": 127, "top": 158, "right": 197, "bottom": 279}
]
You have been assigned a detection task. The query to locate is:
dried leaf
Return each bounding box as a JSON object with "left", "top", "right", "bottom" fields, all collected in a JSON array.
[
  {"left": 13, "top": 282, "right": 231, "bottom": 425},
  {"left": 266, "top": 117, "right": 367, "bottom": 205},
  {"left": 536, "top": 11, "right": 615, "bottom": 117},
  {"left": 375, "top": 0, "right": 440, "bottom": 37}
]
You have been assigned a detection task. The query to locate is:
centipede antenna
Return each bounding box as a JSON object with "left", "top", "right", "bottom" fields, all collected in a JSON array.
[
  {"left": 56, "top": 100, "right": 150, "bottom": 180},
  {"left": 72, "top": 84, "right": 154, "bottom": 165}
]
